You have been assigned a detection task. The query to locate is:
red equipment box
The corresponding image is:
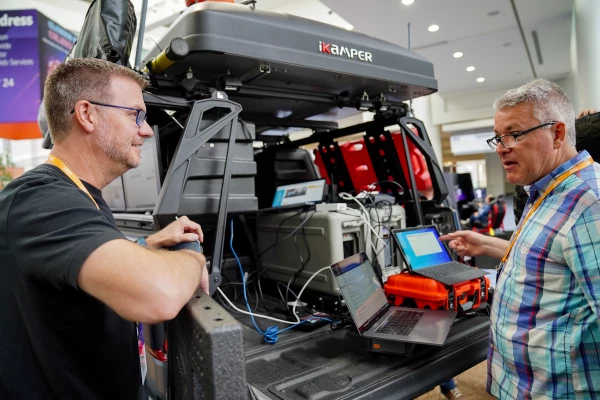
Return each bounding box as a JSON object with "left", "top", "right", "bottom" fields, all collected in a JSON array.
[
  {"left": 313, "top": 129, "right": 434, "bottom": 198},
  {"left": 383, "top": 272, "right": 490, "bottom": 312}
]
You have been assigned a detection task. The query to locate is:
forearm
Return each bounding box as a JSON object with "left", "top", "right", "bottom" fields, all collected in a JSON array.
[
  {"left": 155, "top": 249, "right": 205, "bottom": 305},
  {"left": 482, "top": 236, "right": 510, "bottom": 260},
  {"left": 79, "top": 240, "right": 206, "bottom": 324}
]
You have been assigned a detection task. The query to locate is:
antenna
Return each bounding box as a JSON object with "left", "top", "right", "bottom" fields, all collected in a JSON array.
[
  {"left": 134, "top": 0, "right": 149, "bottom": 70},
  {"left": 407, "top": 22, "right": 413, "bottom": 117}
]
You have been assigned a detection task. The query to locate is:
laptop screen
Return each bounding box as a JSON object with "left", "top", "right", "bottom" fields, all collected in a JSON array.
[
  {"left": 394, "top": 226, "right": 452, "bottom": 271},
  {"left": 330, "top": 253, "right": 389, "bottom": 334},
  {"left": 271, "top": 179, "right": 325, "bottom": 207}
]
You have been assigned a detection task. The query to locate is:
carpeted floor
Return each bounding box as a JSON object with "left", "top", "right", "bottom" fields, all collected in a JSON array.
[{"left": 415, "top": 361, "right": 494, "bottom": 400}]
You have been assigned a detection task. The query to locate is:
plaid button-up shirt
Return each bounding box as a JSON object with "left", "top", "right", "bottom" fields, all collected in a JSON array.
[{"left": 487, "top": 150, "right": 600, "bottom": 400}]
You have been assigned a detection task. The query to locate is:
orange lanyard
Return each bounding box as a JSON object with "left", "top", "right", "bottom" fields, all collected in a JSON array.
[
  {"left": 501, "top": 157, "right": 594, "bottom": 263},
  {"left": 47, "top": 154, "right": 100, "bottom": 210}
]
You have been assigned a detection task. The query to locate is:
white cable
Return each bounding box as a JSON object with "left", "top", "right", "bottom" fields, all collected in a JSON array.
[
  {"left": 216, "top": 287, "right": 300, "bottom": 325},
  {"left": 338, "top": 193, "right": 388, "bottom": 251},
  {"left": 291, "top": 266, "right": 331, "bottom": 319},
  {"left": 339, "top": 192, "right": 373, "bottom": 259}
]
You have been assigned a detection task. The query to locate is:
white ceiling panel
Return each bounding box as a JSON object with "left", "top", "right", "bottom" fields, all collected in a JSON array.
[{"left": 322, "top": 0, "right": 573, "bottom": 95}]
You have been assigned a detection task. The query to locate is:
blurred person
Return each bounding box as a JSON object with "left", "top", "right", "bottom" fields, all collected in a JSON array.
[
  {"left": 0, "top": 59, "right": 208, "bottom": 400},
  {"left": 441, "top": 79, "right": 600, "bottom": 399},
  {"left": 469, "top": 194, "right": 496, "bottom": 227}
]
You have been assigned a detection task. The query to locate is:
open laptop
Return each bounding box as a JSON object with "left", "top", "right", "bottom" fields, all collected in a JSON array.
[
  {"left": 257, "top": 179, "right": 326, "bottom": 214},
  {"left": 392, "top": 226, "right": 489, "bottom": 286},
  {"left": 330, "top": 252, "right": 456, "bottom": 346}
]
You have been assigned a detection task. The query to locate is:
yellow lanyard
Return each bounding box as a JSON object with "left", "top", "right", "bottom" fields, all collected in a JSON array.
[
  {"left": 47, "top": 154, "right": 100, "bottom": 210},
  {"left": 501, "top": 157, "right": 594, "bottom": 263}
]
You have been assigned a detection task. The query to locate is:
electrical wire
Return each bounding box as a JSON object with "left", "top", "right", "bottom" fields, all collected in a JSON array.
[
  {"left": 250, "top": 210, "right": 316, "bottom": 283},
  {"left": 339, "top": 192, "right": 373, "bottom": 259},
  {"left": 291, "top": 266, "right": 331, "bottom": 320},
  {"left": 227, "top": 218, "right": 331, "bottom": 343}
]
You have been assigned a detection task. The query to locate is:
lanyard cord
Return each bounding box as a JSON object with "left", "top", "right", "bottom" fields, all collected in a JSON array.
[
  {"left": 501, "top": 157, "right": 594, "bottom": 263},
  {"left": 47, "top": 154, "right": 100, "bottom": 210}
]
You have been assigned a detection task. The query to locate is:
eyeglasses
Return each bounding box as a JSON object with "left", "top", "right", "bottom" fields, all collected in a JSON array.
[
  {"left": 487, "top": 121, "right": 557, "bottom": 150},
  {"left": 70, "top": 101, "right": 147, "bottom": 127}
]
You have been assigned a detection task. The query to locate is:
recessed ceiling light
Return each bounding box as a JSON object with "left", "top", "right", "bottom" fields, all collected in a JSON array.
[
  {"left": 488, "top": 10, "right": 500, "bottom": 17},
  {"left": 453, "top": 52, "right": 463, "bottom": 58},
  {"left": 345, "top": 24, "right": 354, "bottom": 31},
  {"left": 477, "top": 77, "right": 485, "bottom": 83},
  {"left": 466, "top": 66, "right": 475, "bottom": 72},
  {"left": 428, "top": 24, "right": 439, "bottom": 32},
  {"left": 401, "top": 0, "right": 414, "bottom": 5}
]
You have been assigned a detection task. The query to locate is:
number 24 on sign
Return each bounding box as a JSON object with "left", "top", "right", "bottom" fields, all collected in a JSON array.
[{"left": 2, "top": 78, "right": 14, "bottom": 88}]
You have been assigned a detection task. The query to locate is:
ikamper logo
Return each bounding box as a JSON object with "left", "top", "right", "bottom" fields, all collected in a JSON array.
[{"left": 319, "top": 41, "right": 373, "bottom": 63}]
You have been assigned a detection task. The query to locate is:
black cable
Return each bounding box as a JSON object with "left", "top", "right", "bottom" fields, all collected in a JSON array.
[
  {"left": 250, "top": 211, "right": 316, "bottom": 282},
  {"left": 256, "top": 275, "right": 274, "bottom": 313},
  {"left": 288, "top": 209, "right": 312, "bottom": 292},
  {"left": 256, "top": 210, "right": 302, "bottom": 260},
  {"left": 146, "top": 36, "right": 163, "bottom": 52},
  {"left": 347, "top": 180, "right": 404, "bottom": 195}
]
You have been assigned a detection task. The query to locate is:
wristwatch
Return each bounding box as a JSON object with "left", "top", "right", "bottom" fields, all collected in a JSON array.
[{"left": 136, "top": 235, "right": 149, "bottom": 247}]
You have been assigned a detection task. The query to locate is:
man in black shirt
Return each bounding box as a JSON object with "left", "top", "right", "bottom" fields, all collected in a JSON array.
[{"left": 0, "top": 58, "right": 208, "bottom": 399}]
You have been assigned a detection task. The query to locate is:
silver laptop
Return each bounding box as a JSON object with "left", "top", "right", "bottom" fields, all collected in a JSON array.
[
  {"left": 392, "top": 226, "right": 489, "bottom": 285},
  {"left": 329, "top": 252, "right": 456, "bottom": 346}
]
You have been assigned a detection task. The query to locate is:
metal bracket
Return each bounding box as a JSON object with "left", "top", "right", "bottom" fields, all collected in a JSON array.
[
  {"left": 153, "top": 91, "right": 242, "bottom": 295},
  {"left": 398, "top": 117, "right": 449, "bottom": 205},
  {"left": 316, "top": 141, "right": 355, "bottom": 195}
]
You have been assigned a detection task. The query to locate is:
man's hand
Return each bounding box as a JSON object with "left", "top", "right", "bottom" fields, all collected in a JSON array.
[
  {"left": 440, "top": 230, "right": 489, "bottom": 258},
  {"left": 146, "top": 216, "right": 204, "bottom": 250},
  {"left": 577, "top": 109, "right": 598, "bottom": 119},
  {"left": 440, "top": 230, "right": 510, "bottom": 260}
]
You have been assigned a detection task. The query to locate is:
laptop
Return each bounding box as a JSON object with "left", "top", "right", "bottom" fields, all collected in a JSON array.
[
  {"left": 330, "top": 252, "right": 456, "bottom": 346},
  {"left": 392, "top": 226, "right": 489, "bottom": 286},
  {"left": 257, "top": 179, "right": 326, "bottom": 214}
]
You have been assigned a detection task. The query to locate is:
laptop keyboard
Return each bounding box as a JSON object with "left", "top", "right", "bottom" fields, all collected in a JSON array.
[
  {"left": 375, "top": 310, "right": 424, "bottom": 336},
  {"left": 418, "top": 262, "right": 473, "bottom": 279}
]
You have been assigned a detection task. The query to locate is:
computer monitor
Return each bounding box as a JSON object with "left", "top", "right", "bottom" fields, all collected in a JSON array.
[
  {"left": 122, "top": 134, "right": 162, "bottom": 212},
  {"left": 101, "top": 176, "right": 126, "bottom": 212},
  {"left": 271, "top": 179, "right": 325, "bottom": 207}
]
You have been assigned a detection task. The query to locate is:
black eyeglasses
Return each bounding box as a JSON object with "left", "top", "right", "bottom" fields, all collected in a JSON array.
[
  {"left": 70, "top": 101, "right": 147, "bottom": 127},
  {"left": 487, "top": 121, "right": 557, "bottom": 150}
]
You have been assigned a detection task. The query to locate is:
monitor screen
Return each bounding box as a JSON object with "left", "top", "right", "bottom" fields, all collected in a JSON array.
[
  {"left": 394, "top": 227, "right": 452, "bottom": 271},
  {"left": 271, "top": 179, "right": 325, "bottom": 207},
  {"left": 102, "top": 176, "right": 126, "bottom": 212},
  {"left": 330, "top": 253, "right": 388, "bottom": 334},
  {"left": 122, "top": 135, "right": 161, "bottom": 212}
]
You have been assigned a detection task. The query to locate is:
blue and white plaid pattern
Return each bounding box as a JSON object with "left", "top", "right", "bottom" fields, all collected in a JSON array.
[{"left": 488, "top": 151, "right": 600, "bottom": 400}]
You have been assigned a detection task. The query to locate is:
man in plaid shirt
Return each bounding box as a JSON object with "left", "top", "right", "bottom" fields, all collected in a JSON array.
[{"left": 441, "top": 79, "right": 600, "bottom": 399}]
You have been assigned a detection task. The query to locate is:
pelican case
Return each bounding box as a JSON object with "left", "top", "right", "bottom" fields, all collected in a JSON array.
[{"left": 384, "top": 273, "right": 490, "bottom": 312}]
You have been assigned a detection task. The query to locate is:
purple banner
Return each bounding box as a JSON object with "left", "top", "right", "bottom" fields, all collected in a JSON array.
[
  {"left": 0, "top": 10, "right": 39, "bottom": 124},
  {"left": 38, "top": 12, "right": 76, "bottom": 92}
]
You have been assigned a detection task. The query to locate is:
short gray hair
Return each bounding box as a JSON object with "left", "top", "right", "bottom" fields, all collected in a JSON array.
[
  {"left": 493, "top": 79, "right": 576, "bottom": 146},
  {"left": 44, "top": 58, "right": 149, "bottom": 143}
]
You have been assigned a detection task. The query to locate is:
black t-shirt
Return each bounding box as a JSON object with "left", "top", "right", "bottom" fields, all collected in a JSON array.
[{"left": 0, "top": 164, "right": 140, "bottom": 399}]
